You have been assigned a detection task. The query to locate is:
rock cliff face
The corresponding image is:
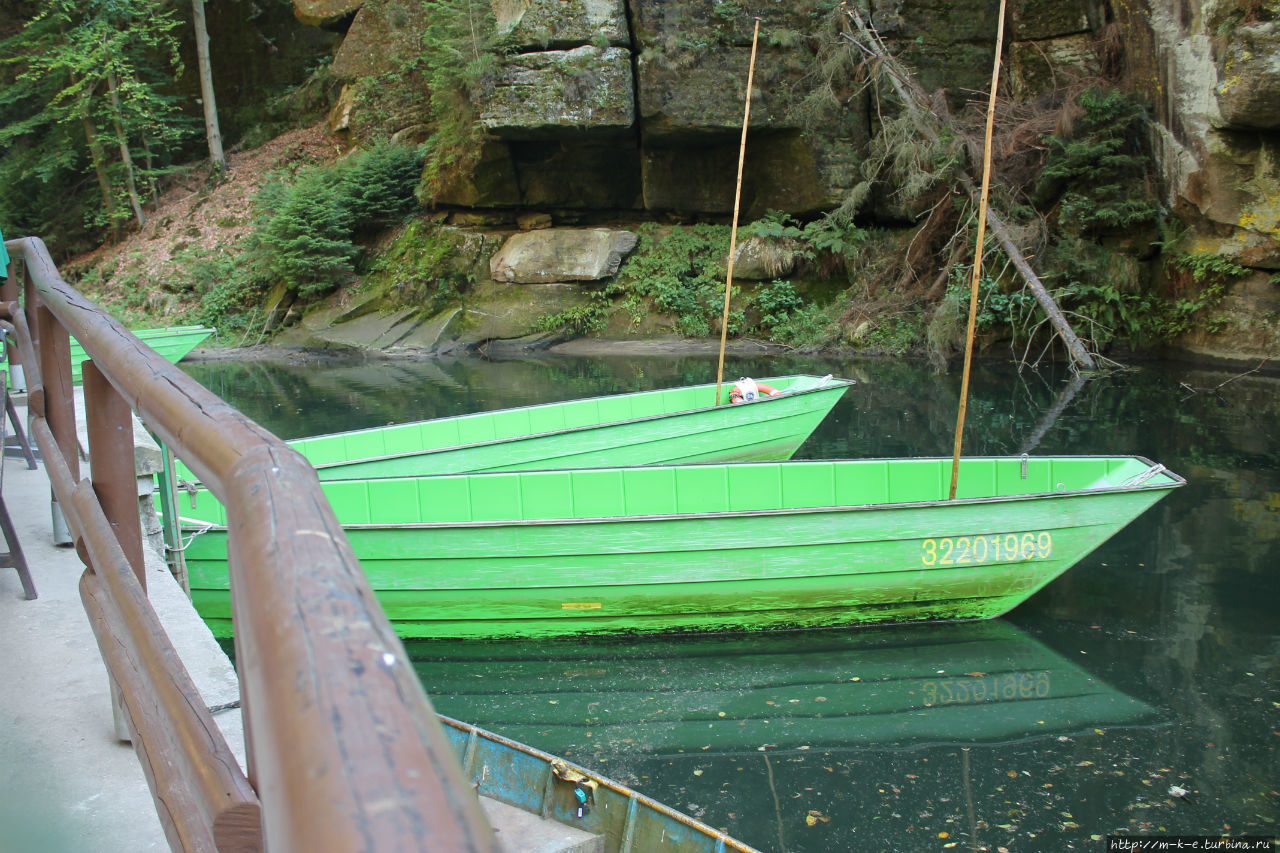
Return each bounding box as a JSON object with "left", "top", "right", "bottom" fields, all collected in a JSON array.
[
  {"left": 289, "top": 0, "right": 1280, "bottom": 360},
  {"left": 1142, "top": 0, "right": 1280, "bottom": 270},
  {"left": 316, "top": 0, "right": 1112, "bottom": 218}
]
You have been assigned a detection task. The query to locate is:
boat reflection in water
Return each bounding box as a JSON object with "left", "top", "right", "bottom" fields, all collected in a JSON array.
[{"left": 409, "top": 620, "right": 1157, "bottom": 758}]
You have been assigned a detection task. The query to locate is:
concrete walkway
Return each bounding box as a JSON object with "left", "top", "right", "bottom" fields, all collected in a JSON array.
[
  {"left": 0, "top": 396, "right": 244, "bottom": 853},
  {"left": 0, "top": 393, "right": 600, "bottom": 853}
]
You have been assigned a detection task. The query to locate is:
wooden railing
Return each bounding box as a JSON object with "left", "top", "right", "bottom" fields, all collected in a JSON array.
[{"left": 2, "top": 237, "right": 499, "bottom": 852}]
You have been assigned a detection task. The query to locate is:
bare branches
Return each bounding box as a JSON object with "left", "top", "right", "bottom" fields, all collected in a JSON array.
[{"left": 836, "top": 3, "right": 1098, "bottom": 371}]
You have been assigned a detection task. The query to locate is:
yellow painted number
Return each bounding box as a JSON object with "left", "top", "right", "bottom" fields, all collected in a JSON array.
[{"left": 922, "top": 532, "right": 1053, "bottom": 565}]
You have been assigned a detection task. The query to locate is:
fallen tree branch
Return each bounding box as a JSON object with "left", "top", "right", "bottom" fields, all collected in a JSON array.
[{"left": 838, "top": 3, "right": 1098, "bottom": 371}]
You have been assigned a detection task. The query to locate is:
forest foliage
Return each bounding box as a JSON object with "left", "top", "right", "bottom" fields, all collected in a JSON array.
[{"left": 0, "top": 0, "right": 194, "bottom": 249}]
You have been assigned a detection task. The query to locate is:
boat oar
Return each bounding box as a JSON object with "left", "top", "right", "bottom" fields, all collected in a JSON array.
[
  {"left": 716, "top": 17, "right": 762, "bottom": 406},
  {"left": 949, "top": 0, "right": 1007, "bottom": 500}
]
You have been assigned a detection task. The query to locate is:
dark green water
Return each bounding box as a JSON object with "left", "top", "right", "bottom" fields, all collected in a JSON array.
[{"left": 183, "top": 353, "right": 1280, "bottom": 852}]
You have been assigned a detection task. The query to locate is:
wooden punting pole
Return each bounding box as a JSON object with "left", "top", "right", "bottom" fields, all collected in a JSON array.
[
  {"left": 950, "top": 0, "right": 1007, "bottom": 500},
  {"left": 716, "top": 17, "right": 762, "bottom": 406}
]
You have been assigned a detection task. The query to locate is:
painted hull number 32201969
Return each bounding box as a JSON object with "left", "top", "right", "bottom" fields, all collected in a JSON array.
[{"left": 921, "top": 532, "right": 1054, "bottom": 566}]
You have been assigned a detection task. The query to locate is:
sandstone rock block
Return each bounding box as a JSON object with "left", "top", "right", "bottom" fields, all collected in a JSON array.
[
  {"left": 490, "top": 229, "right": 638, "bottom": 283},
  {"left": 732, "top": 236, "right": 799, "bottom": 280},
  {"left": 1007, "top": 34, "right": 1101, "bottom": 100},
  {"left": 1008, "top": 0, "right": 1092, "bottom": 40},
  {"left": 494, "top": 0, "right": 628, "bottom": 50},
  {"left": 481, "top": 46, "right": 634, "bottom": 139},
  {"left": 642, "top": 133, "right": 827, "bottom": 217},
  {"left": 636, "top": 48, "right": 805, "bottom": 143},
  {"left": 1181, "top": 131, "right": 1280, "bottom": 268},
  {"left": 332, "top": 2, "right": 427, "bottom": 80},
  {"left": 1217, "top": 22, "right": 1280, "bottom": 130},
  {"left": 294, "top": 0, "right": 362, "bottom": 28},
  {"left": 631, "top": 0, "right": 818, "bottom": 48}
]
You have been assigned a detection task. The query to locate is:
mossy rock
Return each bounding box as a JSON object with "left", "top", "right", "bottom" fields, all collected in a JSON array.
[
  {"left": 1216, "top": 21, "right": 1280, "bottom": 130},
  {"left": 434, "top": 141, "right": 523, "bottom": 207},
  {"left": 293, "top": 0, "right": 362, "bottom": 28},
  {"left": 636, "top": 46, "right": 810, "bottom": 143},
  {"left": 1007, "top": 34, "right": 1101, "bottom": 100},
  {"left": 493, "top": 0, "right": 629, "bottom": 50},
  {"left": 480, "top": 46, "right": 634, "bottom": 139},
  {"left": 1008, "top": 0, "right": 1093, "bottom": 40},
  {"left": 630, "top": 0, "right": 827, "bottom": 49},
  {"left": 1184, "top": 131, "right": 1280, "bottom": 267},
  {"left": 642, "top": 132, "right": 826, "bottom": 216},
  {"left": 332, "top": 1, "right": 429, "bottom": 80}
]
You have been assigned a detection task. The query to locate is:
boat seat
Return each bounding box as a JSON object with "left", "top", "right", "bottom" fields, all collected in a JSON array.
[{"left": 0, "top": 370, "right": 36, "bottom": 599}]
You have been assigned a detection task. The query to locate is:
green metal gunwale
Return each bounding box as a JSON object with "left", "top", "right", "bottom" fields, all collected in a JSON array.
[
  {"left": 171, "top": 373, "right": 853, "bottom": 483},
  {"left": 179, "top": 455, "right": 1183, "bottom": 530},
  {"left": 343, "top": 470, "right": 1180, "bottom": 530},
  {"left": 296, "top": 374, "right": 850, "bottom": 468},
  {"left": 439, "top": 714, "right": 761, "bottom": 853}
]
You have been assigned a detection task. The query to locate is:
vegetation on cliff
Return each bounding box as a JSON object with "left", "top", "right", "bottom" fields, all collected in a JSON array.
[{"left": 2, "top": 0, "right": 1275, "bottom": 363}]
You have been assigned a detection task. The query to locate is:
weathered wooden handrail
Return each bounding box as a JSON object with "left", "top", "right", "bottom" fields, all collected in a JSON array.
[{"left": 3, "top": 236, "right": 499, "bottom": 852}]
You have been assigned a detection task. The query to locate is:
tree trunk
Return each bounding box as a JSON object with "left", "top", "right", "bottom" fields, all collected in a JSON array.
[
  {"left": 104, "top": 63, "right": 146, "bottom": 229},
  {"left": 840, "top": 6, "right": 1097, "bottom": 371},
  {"left": 191, "top": 0, "right": 227, "bottom": 171},
  {"left": 76, "top": 74, "right": 120, "bottom": 239}
]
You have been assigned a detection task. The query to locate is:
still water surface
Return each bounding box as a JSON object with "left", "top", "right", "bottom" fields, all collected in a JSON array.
[{"left": 182, "top": 353, "right": 1279, "bottom": 851}]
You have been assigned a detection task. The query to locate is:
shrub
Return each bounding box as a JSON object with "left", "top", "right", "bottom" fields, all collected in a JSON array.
[
  {"left": 253, "top": 144, "right": 423, "bottom": 300},
  {"left": 614, "top": 224, "right": 731, "bottom": 337},
  {"left": 1035, "top": 89, "right": 1162, "bottom": 234}
]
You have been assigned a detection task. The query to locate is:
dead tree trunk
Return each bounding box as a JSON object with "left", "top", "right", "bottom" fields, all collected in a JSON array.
[{"left": 840, "top": 5, "right": 1097, "bottom": 371}]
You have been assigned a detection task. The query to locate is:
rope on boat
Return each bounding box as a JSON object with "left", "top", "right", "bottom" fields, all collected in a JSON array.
[
  {"left": 167, "top": 518, "right": 214, "bottom": 553},
  {"left": 1121, "top": 463, "right": 1167, "bottom": 487}
]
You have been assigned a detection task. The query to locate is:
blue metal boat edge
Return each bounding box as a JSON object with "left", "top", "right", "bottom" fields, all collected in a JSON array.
[{"left": 439, "top": 715, "right": 761, "bottom": 853}]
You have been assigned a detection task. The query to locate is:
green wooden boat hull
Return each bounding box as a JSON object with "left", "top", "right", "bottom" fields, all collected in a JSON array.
[
  {"left": 71, "top": 324, "right": 213, "bottom": 382},
  {"left": 439, "top": 716, "right": 760, "bottom": 852},
  {"left": 415, "top": 620, "right": 1158, "bottom": 756},
  {"left": 183, "top": 455, "right": 1183, "bottom": 639},
  {"left": 174, "top": 374, "right": 853, "bottom": 482}
]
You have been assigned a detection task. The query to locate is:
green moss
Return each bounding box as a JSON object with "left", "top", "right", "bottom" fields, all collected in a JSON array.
[{"left": 362, "top": 219, "right": 486, "bottom": 317}]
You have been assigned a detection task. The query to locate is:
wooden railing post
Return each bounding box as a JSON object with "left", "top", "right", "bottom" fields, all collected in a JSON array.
[
  {"left": 22, "top": 264, "right": 37, "bottom": 392},
  {"left": 36, "top": 304, "right": 77, "bottom": 545},
  {"left": 0, "top": 252, "right": 18, "bottom": 387},
  {"left": 83, "top": 359, "right": 145, "bottom": 587},
  {"left": 84, "top": 358, "right": 151, "bottom": 744}
]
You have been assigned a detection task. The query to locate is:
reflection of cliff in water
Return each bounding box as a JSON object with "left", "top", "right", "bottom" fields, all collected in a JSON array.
[{"left": 409, "top": 620, "right": 1158, "bottom": 760}]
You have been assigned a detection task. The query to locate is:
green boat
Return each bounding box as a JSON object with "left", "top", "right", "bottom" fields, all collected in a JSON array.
[
  {"left": 440, "top": 716, "right": 760, "bottom": 852},
  {"left": 182, "top": 454, "right": 1182, "bottom": 639},
  {"left": 415, "top": 620, "right": 1159, "bottom": 756},
  {"left": 71, "top": 324, "right": 213, "bottom": 382},
  {"left": 172, "top": 374, "right": 853, "bottom": 482}
]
